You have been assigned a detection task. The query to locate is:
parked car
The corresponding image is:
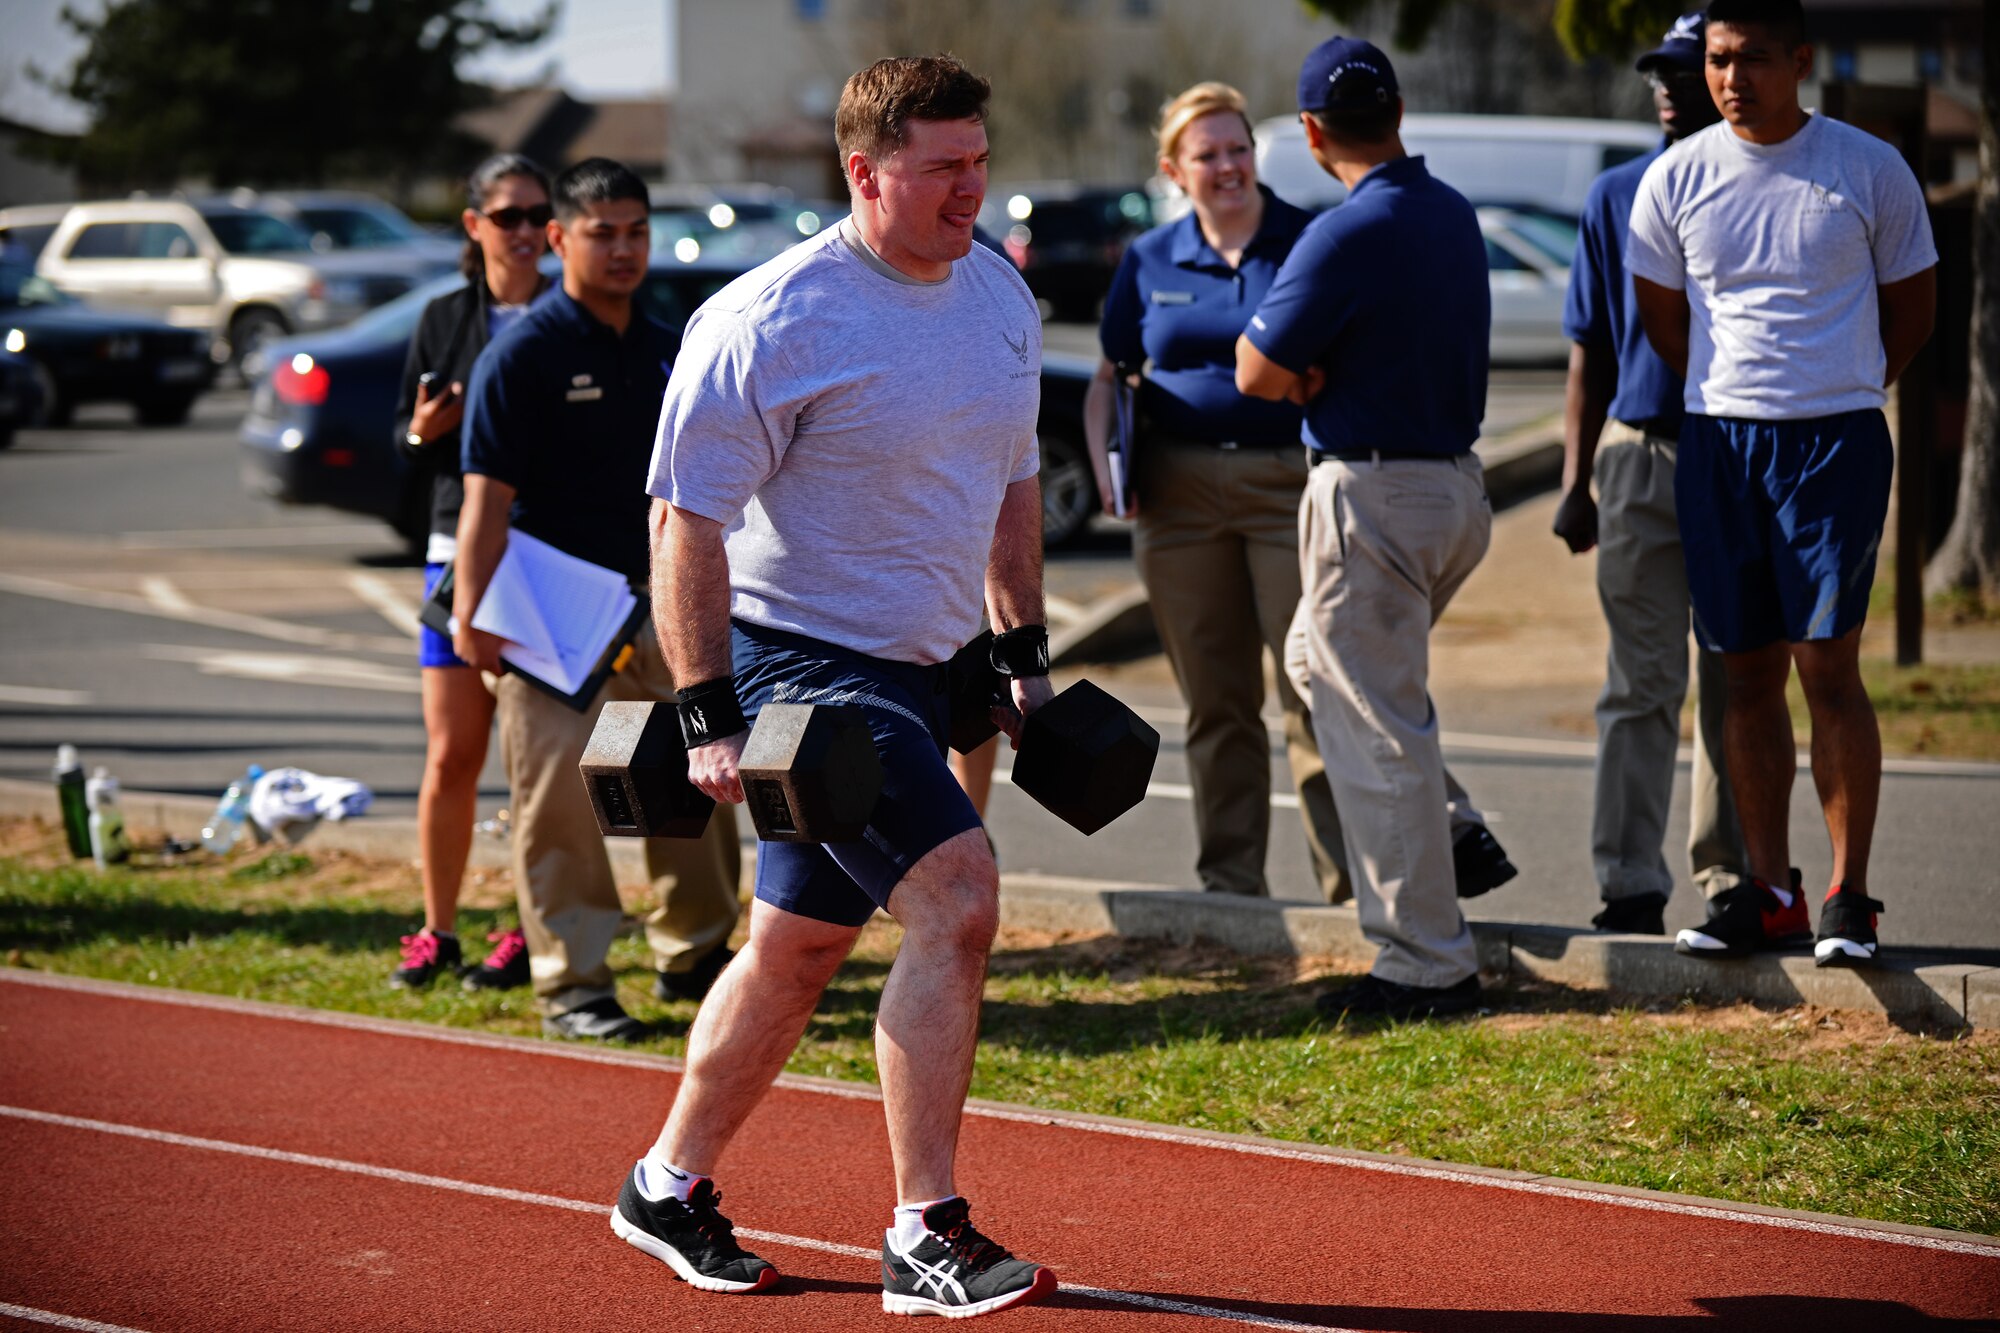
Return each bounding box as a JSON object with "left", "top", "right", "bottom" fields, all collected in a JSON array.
[
  {"left": 0, "top": 203, "right": 72, "bottom": 261},
  {"left": 2, "top": 249, "right": 215, "bottom": 426},
  {"left": 16, "top": 197, "right": 431, "bottom": 374},
  {"left": 1247, "top": 113, "right": 1661, "bottom": 217},
  {"left": 0, "top": 347, "right": 46, "bottom": 449},
  {"left": 1479, "top": 206, "right": 1574, "bottom": 366},
  {"left": 241, "top": 255, "right": 1102, "bottom": 549},
  {"left": 976, "top": 183, "right": 1152, "bottom": 322},
  {"left": 256, "top": 191, "right": 462, "bottom": 273},
  {"left": 649, "top": 186, "right": 844, "bottom": 267}
]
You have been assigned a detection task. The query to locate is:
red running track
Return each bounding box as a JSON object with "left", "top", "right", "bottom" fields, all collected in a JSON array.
[{"left": 2, "top": 969, "right": 1997, "bottom": 1333}]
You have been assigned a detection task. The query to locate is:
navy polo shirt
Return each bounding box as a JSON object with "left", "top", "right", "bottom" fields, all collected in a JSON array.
[
  {"left": 1563, "top": 142, "right": 1684, "bottom": 432},
  {"left": 1098, "top": 186, "right": 1312, "bottom": 446},
  {"left": 461, "top": 287, "right": 678, "bottom": 582},
  {"left": 1245, "top": 156, "right": 1487, "bottom": 457}
]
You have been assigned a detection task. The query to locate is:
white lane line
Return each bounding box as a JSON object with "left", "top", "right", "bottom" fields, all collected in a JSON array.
[
  {"left": 0, "top": 1303, "right": 150, "bottom": 1333},
  {"left": 116, "top": 524, "right": 392, "bottom": 550},
  {"left": 1043, "top": 594, "right": 1086, "bottom": 626},
  {"left": 345, "top": 573, "right": 422, "bottom": 639},
  {"left": 7, "top": 969, "right": 1996, "bottom": 1261},
  {"left": 142, "top": 645, "right": 420, "bottom": 695},
  {"left": 0, "top": 684, "right": 92, "bottom": 707},
  {"left": 0, "top": 1105, "right": 1338, "bottom": 1331},
  {"left": 136, "top": 576, "right": 194, "bottom": 615},
  {"left": 0, "top": 572, "right": 409, "bottom": 656}
]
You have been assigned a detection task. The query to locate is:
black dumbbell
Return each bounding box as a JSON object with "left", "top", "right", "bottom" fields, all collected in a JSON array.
[
  {"left": 944, "top": 633, "right": 1159, "bottom": 835},
  {"left": 580, "top": 700, "right": 883, "bottom": 844}
]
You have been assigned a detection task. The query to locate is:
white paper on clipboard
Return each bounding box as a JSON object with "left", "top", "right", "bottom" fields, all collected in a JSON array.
[{"left": 1107, "top": 374, "right": 1138, "bottom": 518}]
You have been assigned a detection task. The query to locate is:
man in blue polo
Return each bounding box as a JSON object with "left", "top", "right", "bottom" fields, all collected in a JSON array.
[
  {"left": 1237, "top": 37, "right": 1492, "bottom": 1020},
  {"left": 1555, "top": 10, "right": 1747, "bottom": 937},
  {"left": 455, "top": 157, "right": 741, "bottom": 1041}
]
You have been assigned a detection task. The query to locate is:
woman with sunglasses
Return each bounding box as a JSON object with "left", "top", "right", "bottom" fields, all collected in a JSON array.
[{"left": 390, "top": 153, "right": 555, "bottom": 988}]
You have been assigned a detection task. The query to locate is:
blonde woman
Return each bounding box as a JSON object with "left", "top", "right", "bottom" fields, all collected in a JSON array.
[{"left": 1085, "top": 83, "right": 1346, "bottom": 900}]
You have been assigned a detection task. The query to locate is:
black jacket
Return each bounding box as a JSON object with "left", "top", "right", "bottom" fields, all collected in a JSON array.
[{"left": 393, "top": 274, "right": 551, "bottom": 547}]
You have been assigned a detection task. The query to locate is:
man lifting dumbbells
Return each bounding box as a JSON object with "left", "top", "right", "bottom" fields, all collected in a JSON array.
[{"left": 604, "top": 57, "right": 1062, "bottom": 1318}]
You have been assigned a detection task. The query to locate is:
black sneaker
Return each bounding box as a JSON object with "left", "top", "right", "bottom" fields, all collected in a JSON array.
[
  {"left": 544, "top": 997, "right": 649, "bottom": 1042},
  {"left": 389, "top": 930, "right": 462, "bottom": 988},
  {"left": 461, "top": 927, "right": 530, "bottom": 991},
  {"left": 655, "top": 945, "right": 733, "bottom": 1003},
  {"left": 1674, "top": 869, "right": 1809, "bottom": 958},
  {"left": 611, "top": 1165, "right": 778, "bottom": 1294},
  {"left": 881, "top": 1197, "right": 1055, "bottom": 1319},
  {"left": 1315, "top": 972, "right": 1482, "bottom": 1021},
  {"left": 1453, "top": 826, "right": 1518, "bottom": 898},
  {"left": 1592, "top": 893, "right": 1667, "bottom": 935},
  {"left": 1814, "top": 886, "right": 1885, "bottom": 968}
]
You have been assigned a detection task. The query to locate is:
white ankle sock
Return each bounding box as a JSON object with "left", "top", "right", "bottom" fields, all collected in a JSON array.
[
  {"left": 889, "top": 1198, "right": 954, "bottom": 1250},
  {"left": 635, "top": 1153, "right": 700, "bottom": 1203}
]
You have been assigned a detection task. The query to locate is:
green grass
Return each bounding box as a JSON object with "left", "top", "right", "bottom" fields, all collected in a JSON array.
[{"left": 4, "top": 838, "right": 1997, "bottom": 1238}]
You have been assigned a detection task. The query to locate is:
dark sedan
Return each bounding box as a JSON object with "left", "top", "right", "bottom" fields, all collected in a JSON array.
[
  {"left": 0, "top": 348, "right": 46, "bottom": 449},
  {"left": 1, "top": 252, "right": 215, "bottom": 426},
  {"left": 241, "top": 259, "right": 1099, "bottom": 549}
]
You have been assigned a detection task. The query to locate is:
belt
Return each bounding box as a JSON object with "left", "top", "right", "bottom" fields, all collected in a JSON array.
[
  {"left": 1308, "top": 448, "right": 1464, "bottom": 465},
  {"left": 1153, "top": 431, "right": 1300, "bottom": 452}
]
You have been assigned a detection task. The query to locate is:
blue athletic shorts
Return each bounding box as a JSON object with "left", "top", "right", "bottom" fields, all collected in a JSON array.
[
  {"left": 1676, "top": 410, "right": 1892, "bottom": 654},
  {"left": 731, "top": 619, "right": 984, "bottom": 928},
  {"left": 419, "top": 562, "right": 468, "bottom": 669}
]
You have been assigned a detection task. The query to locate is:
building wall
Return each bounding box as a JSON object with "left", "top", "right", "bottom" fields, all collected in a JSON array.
[{"left": 0, "top": 127, "right": 78, "bottom": 209}]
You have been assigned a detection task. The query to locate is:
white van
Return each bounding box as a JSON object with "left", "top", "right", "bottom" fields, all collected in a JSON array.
[{"left": 1251, "top": 112, "right": 1661, "bottom": 216}]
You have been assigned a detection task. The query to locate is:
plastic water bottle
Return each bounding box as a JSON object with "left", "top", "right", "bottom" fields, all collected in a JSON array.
[
  {"left": 86, "top": 767, "right": 130, "bottom": 869},
  {"left": 53, "top": 744, "right": 91, "bottom": 859},
  {"left": 201, "top": 764, "right": 265, "bottom": 854}
]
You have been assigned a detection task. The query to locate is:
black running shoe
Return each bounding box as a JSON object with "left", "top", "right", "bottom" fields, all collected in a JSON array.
[
  {"left": 1674, "top": 869, "right": 1809, "bottom": 958},
  {"left": 1453, "top": 826, "right": 1518, "bottom": 898},
  {"left": 881, "top": 1197, "right": 1056, "bottom": 1319},
  {"left": 461, "top": 927, "right": 530, "bottom": 991},
  {"left": 1592, "top": 893, "right": 1667, "bottom": 935},
  {"left": 611, "top": 1165, "right": 778, "bottom": 1294},
  {"left": 1315, "top": 972, "right": 1482, "bottom": 1021},
  {"left": 544, "top": 996, "right": 649, "bottom": 1042},
  {"left": 1814, "top": 886, "right": 1884, "bottom": 968},
  {"left": 389, "top": 930, "right": 462, "bottom": 988},
  {"left": 655, "top": 944, "right": 733, "bottom": 1003}
]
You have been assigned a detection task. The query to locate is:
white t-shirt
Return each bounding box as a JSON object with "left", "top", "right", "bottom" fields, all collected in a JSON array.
[
  {"left": 1625, "top": 114, "right": 1937, "bottom": 420},
  {"left": 647, "top": 221, "right": 1042, "bottom": 665}
]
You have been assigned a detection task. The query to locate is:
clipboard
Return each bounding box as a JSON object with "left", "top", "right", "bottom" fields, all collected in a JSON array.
[
  {"left": 419, "top": 560, "right": 650, "bottom": 712},
  {"left": 1106, "top": 366, "right": 1139, "bottom": 519}
]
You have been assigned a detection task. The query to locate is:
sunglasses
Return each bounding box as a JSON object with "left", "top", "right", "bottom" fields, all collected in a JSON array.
[{"left": 482, "top": 204, "right": 554, "bottom": 231}]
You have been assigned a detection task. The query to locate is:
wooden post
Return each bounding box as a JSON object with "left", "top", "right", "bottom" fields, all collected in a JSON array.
[{"left": 1821, "top": 83, "right": 1932, "bottom": 665}]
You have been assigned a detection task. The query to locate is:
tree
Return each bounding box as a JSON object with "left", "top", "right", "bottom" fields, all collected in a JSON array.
[
  {"left": 37, "top": 0, "right": 556, "bottom": 191},
  {"left": 1928, "top": 15, "right": 2000, "bottom": 604},
  {"left": 1310, "top": 0, "right": 1998, "bottom": 608}
]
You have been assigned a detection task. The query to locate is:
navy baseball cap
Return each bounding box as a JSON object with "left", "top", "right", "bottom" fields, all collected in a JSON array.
[
  {"left": 1297, "top": 36, "right": 1399, "bottom": 114},
  {"left": 1635, "top": 11, "right": 1706, "bottom": 72}
]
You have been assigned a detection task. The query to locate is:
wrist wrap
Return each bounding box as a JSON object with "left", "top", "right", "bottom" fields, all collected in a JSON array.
[
  {"left": 988, "top": 625, "right": 1050, "bottom": 679},
  {"left": 676, "top": 676, "right": 746, "bottom": 749}
]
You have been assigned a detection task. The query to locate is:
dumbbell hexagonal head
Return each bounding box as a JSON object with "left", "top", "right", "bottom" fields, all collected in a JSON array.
[
  {"left": 579, "top": 701, "right": 716, "bottom": 838},
  {"left": 738, "top": 702, "right": 883, "bottom": 843}
]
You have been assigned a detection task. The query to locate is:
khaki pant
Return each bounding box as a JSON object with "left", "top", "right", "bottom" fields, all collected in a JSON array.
[
  {"left": 496, "top": 622, "right": 742, "bottom": 1015},
  {"left": 1593, "top": 426, "right": 1746, "bottom": 901},
  {"left": 1298, "top": 453, "right": 1490, "bottom": 988},
  {"left": 1132, "top": 441, "right": 1345, "bottom": 900}
]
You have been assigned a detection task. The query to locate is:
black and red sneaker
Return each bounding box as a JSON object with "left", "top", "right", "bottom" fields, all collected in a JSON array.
[
  {"left": 1674, "top": 869, "right": 1811, "bottom": 958},
  {"left": 1814, "top": 886, "right": 1885, "bottom": 968},
  {"left": 389, "top": 929, "right": 462, "bottom": 988},
  {"left": 881, "top": 1197, "right": 1056, "bottom": 1319},
  {"left": 462, "top": 927, "right": 530, "bottom": 991}
]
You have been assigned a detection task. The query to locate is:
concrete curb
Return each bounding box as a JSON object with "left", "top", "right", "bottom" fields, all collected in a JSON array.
[
  {"left": 1000, "top": 872, "right": 2000, "bottom": 1030},
  {"left": 1049, "top": 431, "right": 1563, "bottom": 666},
  {"left": 9, "top": 777, "right": 1990, "bottom": 1028}
]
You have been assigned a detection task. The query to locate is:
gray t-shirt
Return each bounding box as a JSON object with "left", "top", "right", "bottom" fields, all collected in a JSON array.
[
  {"left": 1625, "top": 114, "right": 1937, "bottom": 420},
  {"left": 647, "top": 221, "right": 1042, "bottom": 664}
]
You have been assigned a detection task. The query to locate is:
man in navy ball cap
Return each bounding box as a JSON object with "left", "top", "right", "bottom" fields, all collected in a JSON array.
[
  {"left": 1237, "top": 35, "right": 1496, "bottom": 1021},
  {"left": 1555, "top": 11, "right": 1747, "bottom": 943}
]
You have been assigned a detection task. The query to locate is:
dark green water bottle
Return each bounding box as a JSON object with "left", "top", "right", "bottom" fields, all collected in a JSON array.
[{"left": 54, "top": 744, "right": 91, "bottom": 858}]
